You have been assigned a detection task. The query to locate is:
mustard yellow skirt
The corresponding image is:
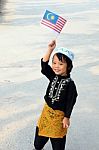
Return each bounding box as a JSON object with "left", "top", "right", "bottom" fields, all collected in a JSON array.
[{"left": 37, "top": 103, "right": 67, "bottom": 138}]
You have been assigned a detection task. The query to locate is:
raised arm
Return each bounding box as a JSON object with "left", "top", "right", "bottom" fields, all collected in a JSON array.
[
  {"left": 43, "top": 40, "right": 56, "bottom": 62},
  {"left": 41, "top": 40, "right": 56, "bottom": 80}
]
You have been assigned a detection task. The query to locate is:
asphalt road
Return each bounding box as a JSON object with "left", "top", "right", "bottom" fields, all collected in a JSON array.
[{"left": 0, "top": 0, "right": 99, "bottom": 150}]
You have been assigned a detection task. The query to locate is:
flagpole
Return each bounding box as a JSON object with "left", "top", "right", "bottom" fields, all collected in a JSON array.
[
  {"left": 55, "top": 32, "right": 60, "bottom": 40},
  {"left": 51, "top": 30, "right": 60, "bottom": 40}
]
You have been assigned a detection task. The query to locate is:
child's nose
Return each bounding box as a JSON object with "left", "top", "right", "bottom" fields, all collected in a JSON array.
[{"left": 55, "top": 64, "right": 59, "bottom": 68}]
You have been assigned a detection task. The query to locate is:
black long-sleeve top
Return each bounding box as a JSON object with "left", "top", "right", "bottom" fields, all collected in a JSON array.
[{"left": 41, "top": 59, "right": 78, "bottom": 118}]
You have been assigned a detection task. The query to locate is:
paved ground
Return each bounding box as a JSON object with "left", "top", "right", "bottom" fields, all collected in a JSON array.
[{"left": 0, "top": 0, "right": 99, "bottom": 150}]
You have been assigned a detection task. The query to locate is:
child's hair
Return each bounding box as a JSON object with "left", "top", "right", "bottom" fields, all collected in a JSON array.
[{"left": 53, "top": 53, "right": 73, "bottom": 75}]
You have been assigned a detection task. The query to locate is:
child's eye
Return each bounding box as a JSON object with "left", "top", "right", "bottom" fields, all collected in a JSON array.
[
  {"left": 53, "top": 62, "right": 56, "bottom": 64},
  {"left": 60, "top": 63, "right": 63, "bottom": 65}
]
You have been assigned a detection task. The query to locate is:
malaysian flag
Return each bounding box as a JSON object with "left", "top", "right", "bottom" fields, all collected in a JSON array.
[{"left": 41, "top": 10, "right": 67, "bottom": 34}]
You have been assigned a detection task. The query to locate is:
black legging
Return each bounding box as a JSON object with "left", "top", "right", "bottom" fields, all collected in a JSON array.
[{"left": 34, "top": 127, "right": 66, "bottom": 150}]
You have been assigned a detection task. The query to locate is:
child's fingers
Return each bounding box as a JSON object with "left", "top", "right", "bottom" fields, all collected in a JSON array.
[
  {"left": 63, "top": 123, "right": 69, "bottom": 128},
  {"left": 49, "top": 40, "right": 56, "bottom": 47},
  {"left": 63, "top": 122, "right": 69, "bottom": 128}
]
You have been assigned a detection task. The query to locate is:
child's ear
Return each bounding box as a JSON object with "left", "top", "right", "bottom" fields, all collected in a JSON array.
[
  {"left": 68, "top": 64, "right": 73, "bottom": 72},
  {"left": 68, "top": 66, "right": 71, "bottom": 70}
]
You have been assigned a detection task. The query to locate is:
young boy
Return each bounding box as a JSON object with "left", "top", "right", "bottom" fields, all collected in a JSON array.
[{"left": 34, "top": 40, "right": 78, "bottom": 150}]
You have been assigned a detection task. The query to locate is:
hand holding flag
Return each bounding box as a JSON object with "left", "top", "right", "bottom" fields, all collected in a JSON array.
[{"left": 41, "top": 10, "right": 67, "bottom": 34}]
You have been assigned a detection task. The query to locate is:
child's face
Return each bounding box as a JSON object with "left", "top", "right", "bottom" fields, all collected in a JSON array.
[{"left": 52, "top": 54, "right": 67, "bottom": 76}]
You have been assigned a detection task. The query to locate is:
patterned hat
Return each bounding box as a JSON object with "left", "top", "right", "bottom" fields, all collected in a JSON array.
[{"left": 53, "top": 47, "right": 74, "bottom": 61}]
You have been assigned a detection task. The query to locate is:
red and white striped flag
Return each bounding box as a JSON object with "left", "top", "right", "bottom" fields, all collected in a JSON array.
[{"left": 41, "top": 10, "right": 67, "bottom": 34}]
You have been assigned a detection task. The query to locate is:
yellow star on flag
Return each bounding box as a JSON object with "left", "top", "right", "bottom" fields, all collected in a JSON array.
[{"left": 51, "top": 15, "right": 55, "bottom": 20}]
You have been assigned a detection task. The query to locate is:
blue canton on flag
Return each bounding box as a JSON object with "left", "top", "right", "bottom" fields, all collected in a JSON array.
[{"left": 41, "top": 10, "right": 67, "bottom": 33}]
